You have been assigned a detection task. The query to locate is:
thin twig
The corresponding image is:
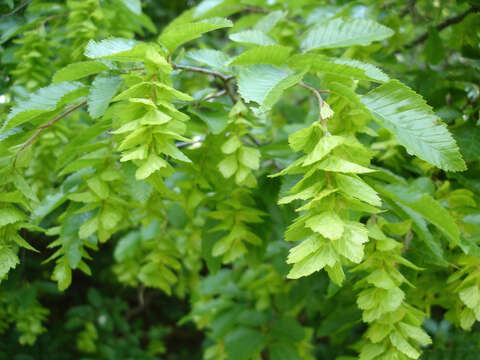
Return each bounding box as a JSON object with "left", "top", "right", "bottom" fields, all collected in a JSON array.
[
  {"left": 124, "top": 64, "right": 236, "bottom": 101},
  {"left": 1, "top": 0, "right": 32, "bottom": 18},
  {"left": 172, "top": 64, "right": 233, "bottom": 82},
  {"left": 202, "top": 89, "right": 226, "bottom": 102},
  {"left": 14, "top": 101, "right": 87, "bottom": 165},
  {"left": 39, "top": 13, "right": 67, "bottom": 27},
  {"left": 176, "top": 137, "right": 204, "bottom": 148},
  {"left": 222, "top": 79, "right": 237, "bottom": 102},
  {"left": 402, "top": 231, "right": 413, "bottom": 253},
  {"left": 400, "top": 0, "right": 417, "bottom": 18},
  {"left": 245, "top": 133, "right": 262, "bottom": 147},
  {"left": 297, "top": 82, "right": 330, "bottom": 135},
  {"left": 405, "top": 6, "right": 479, "bottom": 49},
  {"left": 172, "top": 64, "right": 236, "bottom": 102},
  {"left": 121, "top": 67, "right": 145, "bottom": 72},
  {"left": 126, "top": 286, "right": 151, "bottom": 320}
]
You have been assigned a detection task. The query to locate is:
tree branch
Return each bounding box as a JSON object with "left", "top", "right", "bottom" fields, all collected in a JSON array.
[
  {"left": 172, "top": 64, "right": 233, "bottom": 82},
  {"left": 172, "top": 64, "right": 236, "bottom": 102},
  {"left": 400, "top": 0, "right": 417, "bottom": 18},
  {"left": 405, "top": 6, "right": 479, "bottom": 49},
  {"left": 297, "top": 82, "right": 330, "bottom": 135},
  {"left": 14, "top": 101, "right": 87, "bottom": 165},
  {"left": 1, "top": 0, "right": 32, "bottom": 18}
]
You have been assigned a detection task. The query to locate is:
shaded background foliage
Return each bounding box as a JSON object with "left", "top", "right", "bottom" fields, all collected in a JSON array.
[{"left": 0, "top": 0, "right": 479, "bottom": 359}]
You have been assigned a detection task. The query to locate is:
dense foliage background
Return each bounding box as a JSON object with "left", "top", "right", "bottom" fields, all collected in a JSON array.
[{"left": 0, "top": 0, "right": 479, "bottom": 359}]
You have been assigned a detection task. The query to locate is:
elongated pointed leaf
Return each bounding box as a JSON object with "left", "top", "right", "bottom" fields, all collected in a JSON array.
[
  {"left": 229, "top": 30, "right": 276, "bottom": 46},
  {"left": 237, "top": 65, "right": 304, "bottom": 110},
  {"left": 301, "top": 18, "right": 393, "bottom": 51},
  {"left": 288, "top": 54, "right": 389, "bottom": 83},
  {"left": 3, "top": 81, "right": 85, "bottom": 131},
  {"left": 53, "top": 61, "right": 109, "bottom": 83},
  {"left": 119, "top": 0, "right": 141, "bottom": 14},
  {"left": 361, "top": 80, "right": 466, "bottom": 171},
  {"left": 186, "top": 49, "right": 233, "bottom": 72},
  {"left": 159, "top": 17, "right": 233, "bottom": 52},
  {"left": 377, "top": 181, "right": 460, "bottom": 245},
  {"left": 229, "top": 45, "right": 292, "bottom": 66},
  {"left": 254, "top": 10, "right": 286, "bottom": 33},
  {"left": 85, "top": 38, "right": 138, "bottom": 59},
  {"left": 87, "top": 76, "right": 123, "bottom": 119}
]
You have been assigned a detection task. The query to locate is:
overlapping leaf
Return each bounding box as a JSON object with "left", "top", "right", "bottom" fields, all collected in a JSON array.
[
  {"left": 3, "top": 81, "right": 85, "bottom": 131},
  {"left": 159, "top": 17, "right": 233, "bottom": 52},
  {"left": 301, "top": 18, "right": 394, "bottom": 51},
  {"left": 361, "top": 80, "right": 466, "bottom": 171},
  {"left": 237, "top": 65, "right": 304, "bottom": 110}
]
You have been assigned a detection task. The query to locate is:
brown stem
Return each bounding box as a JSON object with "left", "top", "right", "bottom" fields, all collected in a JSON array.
[
  {"left": 172, "top": 64, "right": 233, "bottom": 82},
  {"left": 14, "top": 100, "right": 87, "bottom": 166},
  {"left": 202, "top": 89, "right": 226, "bottom": 102},
  {"left": 172, "top": 64, "right": 236, "bottom": 102},
  {"left": 402, "top": 231, "right": 413, "bottom": 253},
  {"left": 1, "top": 0, "right": 32, "bottom": 18},
  {"left": 245, "top": 133, "right": 262, "bottom": 147},
  {"left": 222, "top": 78, "right": 237, "bottom": 102},
  {"left": 400, "top": 0, "right": 417, "bottom": 18},
  {"left": 297, "top": 82, "right": 330, "bottom": 135},
  {"left": 405, "top": 6, "right": 479, "bottom": 49}
]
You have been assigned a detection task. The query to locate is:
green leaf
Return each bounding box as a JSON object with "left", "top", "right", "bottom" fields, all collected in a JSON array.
[
  {"left": 336, "top": 174, "right": 381, "bottom": 206},
  {"left": 84, "top": 38, "right": 138, "bottom": 60},
  {"left": 306, "top": 211, "right": 344, "bottom": 240},
  {"left": 361, "top": 80, "right": 466, "bottom": 171},
  {"left": 87, "top": 76, "right": 123, "bottom": 119},
  {"left": 159, "top": 17, "right": 233, "bottom": 52},
  {"left": 225, "top": 327, "right": 267, "bottom": 360},
  {"left": 317, "top": 156, "right": 375, "bottom": 173},
  {"left": 229, "top": 30, "right": 276, "bottom": 46},
  {"left": 452, "top": 123, "right": 480, "bottom": 161},
  {"left": 287, "top": 242, "right": 336, "bottom": 279},
  {"left": 3, "top": 82, "right": 85, "bottom": 131},
  {"left": 186, "top": 49, "right": 233, "bottom": 73},
  {"left": 221, "top": 136, "right": 241, "bottom": 154},
  {"left": 218, "top": 155, "right": 238, "bottom": 178},
  {"left": 237, "top": 65, "right": 304, "bottom": 110},
  {"left": 381, "top": 182, "right": 460, "bottom": 245},
  {"left": 334, "top": 222, "right": 369, "bottom": 263},
  {"left": 118, "top": 0, "right": 141, "bottom": 14},
  {"left": 424, "top": 27, "right": 445, "bottom": 65},
  {"left": 271, "top": 317, "right": 305, "bottom": 342},
  {"left": 287, "top": 237, "right": 321, "bottom": 264},
  {"left": 389, "top": 331, "right": 420, "bottom": 359},
  {"left": 0, "top": 246, "right": 19, "bottom": 279},
  {"left": 288, "top": 54, "right": 389, "bottom": 83},
  {"left": 366, "top": 269, "right": 396, "bottom": 289},
  {"left": 398, "top": 323, "right": 432, "bottom": 346},
  {"left": 136, "top": 154, "right": 168, "bottom": 180},
  {"left": 0, "top": 205, "right": 27, "bottom": 227},
  {"left": 303, "top": 135, "right": 344, "bottom": 165},
  {"left": 229, "top": 45, "right": 292, "bottom": 66},
  {"left": 52, "top": 260, "right": 72, "bottom": 291},
  {"left": 459, "top": 285, "right": 480, "bottom": 309},
  {"left": 87, "top": 177, "right": 109, "bottom": 199},
  {"left": 101, "top": 205, "right": 122, "bottom": 231},
  {"left": 189, "top": 102, "right": 229, "bottom": 134},
  {"left": 269, "top": 342, "right": 301, "bottom": 360},
  {"left": 254, "top": 10, "right": 286, "bottom": 33},
  {"left": 114, "top": 231, "right": 141, "bottom": 262},
  {"left": 53, "top": 61, "right": 109, "bottom": 83},
  {"left": 238, "top": 147, "right": 260, "bottom": 170},
  {"left": 359, "top": 343, "right": 385, "bottom": 360},
  {"left": 301, "top": 18, "right": 394, "bottom": 51},
  {"left": 79, "top": 216, "right": 98, "bottom": 239}
]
